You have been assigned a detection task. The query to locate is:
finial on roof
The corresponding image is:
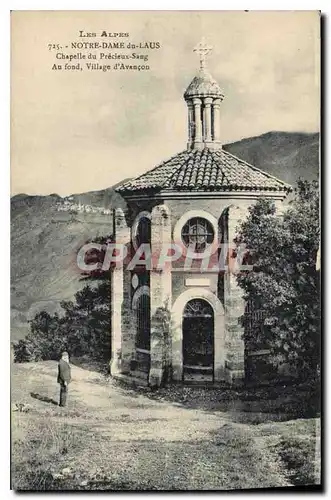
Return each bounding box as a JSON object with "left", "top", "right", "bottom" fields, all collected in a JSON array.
[{"left": 193, "top": 37, "right": 213, "bottom": 70}]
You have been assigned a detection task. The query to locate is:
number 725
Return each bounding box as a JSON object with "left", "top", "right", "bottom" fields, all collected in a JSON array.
[{"left": 48, "top": 44, "right": 60, "bottom": 50}]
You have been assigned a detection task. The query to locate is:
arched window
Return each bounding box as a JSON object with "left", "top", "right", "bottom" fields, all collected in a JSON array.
[
  {"left": 219, "top": 208, "right": 229, "bottom": 246},
  {"left": 136, "top": 216, "right": 151, "bottom": 248},
  {"left": 136, "top": 293, "right": 150, "bottom": 351},
  {"left": 183, "top": 299, "right": 213, "bottom": 318},
  {"left": 218, "top": 209, "right": 229, "bottom": 305}
]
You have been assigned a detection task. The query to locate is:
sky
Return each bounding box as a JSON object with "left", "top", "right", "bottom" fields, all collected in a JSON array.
[{"left": 11, "top": 10, "right": 320, "bottom": 196}]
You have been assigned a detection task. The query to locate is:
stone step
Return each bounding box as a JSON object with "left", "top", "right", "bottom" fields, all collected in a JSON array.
[
  {"left": 112, "top": 372, "right": 149, "bottom": 388},
  {"left": 130, "top": 370, "right": 149, "bottom": 381}
]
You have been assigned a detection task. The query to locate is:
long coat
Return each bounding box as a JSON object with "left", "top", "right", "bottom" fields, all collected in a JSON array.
[{"left": 57, "top": 359, "right": 71, "bottom": 385}]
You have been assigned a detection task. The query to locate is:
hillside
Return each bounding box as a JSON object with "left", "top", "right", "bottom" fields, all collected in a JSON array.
[
  {"left": 225, "top": 131, "right": 319, "bottom": 186},
  {"left": 11, "top": 190, "right": 126, "bottom": 340},
  {"left": 11, "top": 131, "right": 319, "bottom": 340}
]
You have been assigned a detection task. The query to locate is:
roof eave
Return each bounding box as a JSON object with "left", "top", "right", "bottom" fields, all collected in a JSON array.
[{"left": 118, "top": 186, "right": 291, "bottom": 202}]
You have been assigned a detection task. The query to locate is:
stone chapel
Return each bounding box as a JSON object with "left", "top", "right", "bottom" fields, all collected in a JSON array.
[{"left": 111, "top": 40, "right": 291, "bottom": 387}]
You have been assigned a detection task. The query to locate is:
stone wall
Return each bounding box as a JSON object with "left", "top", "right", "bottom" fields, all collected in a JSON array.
[{"left": 112, "top": 194, "right": 288, "bottom": 386}]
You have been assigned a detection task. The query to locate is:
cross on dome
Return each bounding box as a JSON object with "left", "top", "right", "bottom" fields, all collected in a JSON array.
[{"left": 193, "top": 37, "right": 213, "bottom": 70}]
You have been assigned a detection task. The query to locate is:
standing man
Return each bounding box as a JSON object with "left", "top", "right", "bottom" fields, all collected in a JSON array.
[{"left": 57, "top": 351, "right": 71, "bottom": 407}]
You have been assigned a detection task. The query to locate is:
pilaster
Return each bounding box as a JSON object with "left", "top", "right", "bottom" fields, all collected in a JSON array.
[
  {"left": 192, "top": 97, "right": 203, "bottom": 150},
  {"left": 110, "top": 208, "right": 131, "bottom": 376},
  {"left": 212, "top": 98, "right": 222, "bottom": 149},
  {"left": 224, "top": 206, "right": 246, "bottom": 384},
  {"left": 149, "top": 204, "right": 172, "bottom": 387},
  {"left": 187, "top": 100, "right": 194, "bottom": 150},
  {"left": 204, "top": 97, "right": 213, "bottom": 144}
]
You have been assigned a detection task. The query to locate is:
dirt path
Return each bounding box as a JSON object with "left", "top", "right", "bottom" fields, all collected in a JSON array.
[{"left": 12, "top": 361, "right": 292, "bottom": 490}]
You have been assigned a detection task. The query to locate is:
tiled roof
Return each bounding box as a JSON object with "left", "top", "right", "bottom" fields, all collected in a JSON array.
[
  {"left": 184, "top": 69, "right": 224, "bottom": 99},
  {"left": 117, "top": 148, "right": 292, "bottom": 195}
]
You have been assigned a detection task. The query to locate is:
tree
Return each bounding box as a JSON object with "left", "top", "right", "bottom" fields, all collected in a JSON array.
[
  {"left": 60, "top": 281, "right": 111, "bottom": 360},
  {"left": 13, "top": 234, "right": 113, "bottom": 364},
  {"left": 235, "top": 180, "right": 320, "bottom": 382},
  {"left": 13, "top": 311, "right": 67, "bottom": 362}
]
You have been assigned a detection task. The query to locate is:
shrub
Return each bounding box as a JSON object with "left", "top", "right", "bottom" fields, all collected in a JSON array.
[
  {"left": 13, "top": 282, "right": 111, "bottom": 364},
  {"left": 235, "top": 180, "right": 320, "bottom": 383}
]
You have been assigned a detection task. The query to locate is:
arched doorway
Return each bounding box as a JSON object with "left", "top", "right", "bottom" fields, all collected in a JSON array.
[{"left": 182, "top": 299, "right": 214, "bottom": 382}]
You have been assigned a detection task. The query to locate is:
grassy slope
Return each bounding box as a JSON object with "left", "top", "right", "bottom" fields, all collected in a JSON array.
[{"left": 11, "top": 361, "right": 320, "bottom": 491}]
